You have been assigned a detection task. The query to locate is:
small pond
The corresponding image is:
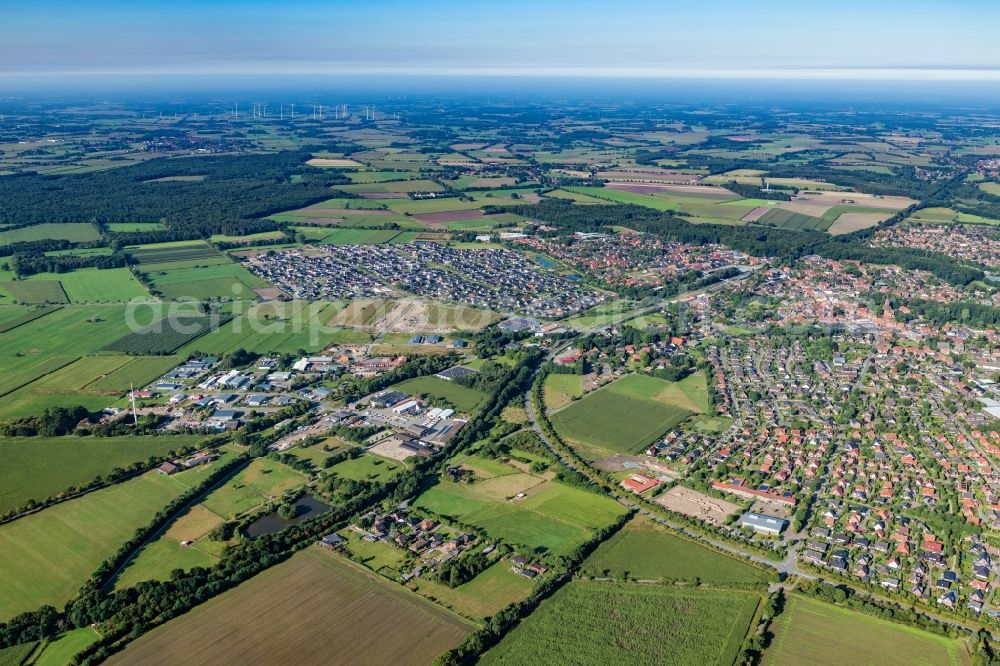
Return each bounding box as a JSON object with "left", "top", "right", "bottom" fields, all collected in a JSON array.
[{"left": 244, "top": 494, "right": 330, "bottom": 539}]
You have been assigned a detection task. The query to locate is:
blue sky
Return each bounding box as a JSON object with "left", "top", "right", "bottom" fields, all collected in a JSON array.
[{"left": 4, "top": 0, "right": 1000, "bottom": 80}]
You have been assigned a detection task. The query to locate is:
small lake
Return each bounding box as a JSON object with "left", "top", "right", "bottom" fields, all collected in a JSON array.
[
  {"left": 244, "top": 494, "right": 330, "bottom": 539},
  {"left": 535, "top": 256, "right": 555, "bottom": 268}
]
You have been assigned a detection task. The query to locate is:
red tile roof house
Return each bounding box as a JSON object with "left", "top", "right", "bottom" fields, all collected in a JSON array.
[{"left": 621, "top": 474, "right": 659, "bottom": 494}]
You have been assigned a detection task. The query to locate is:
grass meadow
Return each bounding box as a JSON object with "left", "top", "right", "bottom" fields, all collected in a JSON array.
[
  {"left": 0, "top": 467, "right": 221, "bottom": 621},
  {"left": 0, "top": 434, "right": 203, "bottom": 514},
  {"left": 480, "top": 581, "right": 759, "bottom": 665},
  {"left": 762, "top": 594, "right": 971, "bottom": 666},
  {"left": 581, "top": 516, "right": 768, "bottom": 584}
]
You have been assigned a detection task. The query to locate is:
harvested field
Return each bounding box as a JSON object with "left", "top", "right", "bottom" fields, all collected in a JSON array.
[
  {"left": 599, "top": 168, "right": 702, "bottom": 183},
  {"left": 108, "top": 548, "right": 472, "bottom": 666},
  {"left": 307, "top": 157, "right": 364, "bottom": 167},
  {"left": 827, "top": 212, "right": 887, "bottom": 234},
  {"left": 413, "top": 210, "right": 487, "bottom": 224},
  {"left": 606, "top": 182, "right": 735, "bottom": 197},
  {"left": 741, "top": 206, "right": 773, "bottom": 223},
  {"left": 763, "top": 593, "right": 970, "bottom": 666},
  {"left": 656, "top": 485, "right": 741, "bottom": 525}
]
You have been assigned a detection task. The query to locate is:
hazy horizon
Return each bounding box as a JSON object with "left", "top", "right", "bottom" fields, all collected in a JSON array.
[{"left": 4, "top": 0, "right": 1000, "bottom": 85}]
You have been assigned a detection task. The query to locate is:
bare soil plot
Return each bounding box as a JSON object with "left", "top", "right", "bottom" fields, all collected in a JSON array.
[
  {"left": 369, "top": 438, "right": 420, "bottom": 461},
  {"left": 606, "top": 182, "right": 735, "bottom": 198},
  {"left": 359, "top": 191, "right": 409, "bottom": 199},
  {"left": 741, "top": 206, "right": 773, "bottom": 223},
  {"left": 827, "top": 212, "right": 887, "bottom": 235},
  {"left": 108, "top": 548, "right": 472, "bottom": 666},
  {"left": 413, "top": 210, "right": 487, "bottom": 224},
  {"left": 598, "top": 169, "right": 701, "bottom": 183},
  {"left": 307, "top": 158, "right": 364, "bottom": 168},
  {"left": 297, "top": 207, "right": 394, "bottom": 217},
  {"left": 330, "top": 299, "right": 398, "bottom": 329},
  {"left": 656, "top": 485, "right": 740, "bottom": 526}
]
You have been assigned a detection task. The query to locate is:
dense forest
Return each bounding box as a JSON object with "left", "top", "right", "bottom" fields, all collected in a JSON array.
[{"left": 0, "top": 151, "right": 347, "bottom": 235}]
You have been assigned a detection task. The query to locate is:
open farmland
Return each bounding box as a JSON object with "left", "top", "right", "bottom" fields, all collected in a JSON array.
[
  {"left": 762, "top": 594, "right": 971, "bottom": 666},
  {"left": 0, "top": 354, "right": 180, "bottom": 418},
  {"left": 580, "top": 516, "right": 768, "bottom": 584},
  {"left": 126, "top": 241, "right": 229, "bottom": 271},
  {"left": 0, "top": 305, "right": 135, "bottom": 400},
  {"left": 0, "top": 223, "right": 100, "bottom": 245},
  {"left": 480, "top": 581, "right": 759, "bottom": 666},
  {"left": 102, "top": 314, "right": 225, "bottom": 354},
  {"left": 549, "top": 374, "right": 700, "bottom": 459},
  {"left": 145, "top": 263, "right": 268, "bottom": 300},
  {"left": 415, "top": 476, "right": 627, "bottom": 557},
  {"left": 45, "top": 268, "right": 148, "bottom": 302},
  {"left": 108, "top": 548, "right": 473, "bottom": 666},
  {"left": 0, "top": 305, "right": 60, "bottom": 334},
  {"left": 1, "top": 280, "right": 68, "bottom": 304},
  {"left": 0, "top": 467, "right": 215, "bottom": 621}
]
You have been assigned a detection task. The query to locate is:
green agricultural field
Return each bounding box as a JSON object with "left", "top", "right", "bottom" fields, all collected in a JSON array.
[
  {"left": 101, "top": 314, "right": 223, "bottom": 354},
  {"left": 146, "top": 263, "right": 268, "bottom": 300},
  {"left": 24, "top": 268, "right": 149, "bottom": 303},
  {"left": 0, "top": 223, "right": 100, "bottom": 245},
  {"left": 175, "top": 301, "right": 354, "bottom": 355},
  {"left": 543, "top": 373, "right": 584, "bottom": 411},
  {"left": 481, "top": 582, "right": 759, "bottom": 665},
  {"left": 0, "top": 305, "right": 135, "bottom": 399},
  {"left": 393, "top": 375, "right": 487, "bottom": 414},
  {"left": 115, "top": 537, "right": 219, "bottom": 590},
  {"left": 0, "top": 305, "right": 60, "bottom": 334},
  {"left": 979, "top": 182, "right": 1000, "bottom": 196},
  {"left": 0, "top": 641, "right": 37, "bottom": 666},
  {"left": 755, "top": 207, "right": 829, "bottom": 231},
  {"left": 1, "top": 279, "right": 68, "bottom": 304},
  {"left": 126, "top": 241, "right": 226, "bottom": 269},
  {"left": 581, "top": 516, "right": 768, "bottom": 584},
  {"left": 31, "top": 628, "right": 101, "bottom": 666},
  {"left": 338, "top": 178, "right": 443, "bottom": 194},
  {"left": 549, "top": 374, "right": 698, "bottom": 458},
  {"left": 85, "top": 355, "right": 182, "bottom": 391},
  {"left": 763, "top": 594, "right": 971, "bottom": 666},
  {"left": 0, "top": 467, "right": 217, "bottom": 620},
  {"left": 327, "top": 453, "right": 404, "bottom": 483},
  {"left": 415, "top": 479, "right": 627, "bottom": 557},
  {"left": 408, "top": 557, "right": 535, "bottom": 619},
  {"left": 199, "top": 458, "right": 306, "bottom": 519}
]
